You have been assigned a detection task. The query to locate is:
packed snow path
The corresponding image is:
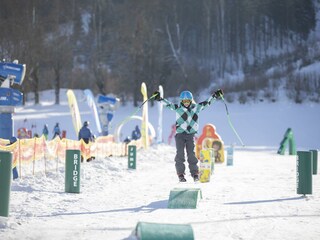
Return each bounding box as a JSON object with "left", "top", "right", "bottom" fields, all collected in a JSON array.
[{"left": 1, "top": 145, "right": 319, "bottom": 240}]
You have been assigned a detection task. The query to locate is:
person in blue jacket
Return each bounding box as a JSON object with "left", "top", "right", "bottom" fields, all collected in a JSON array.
[
  {"left": 78, "top": 121, "right": 94, "bottom": 144},
  {"left": 52, "top": 123, "right": 61, "bottom": 139},
  {"left": 78, "top": 121, "right": 95, "bottom": 162}
]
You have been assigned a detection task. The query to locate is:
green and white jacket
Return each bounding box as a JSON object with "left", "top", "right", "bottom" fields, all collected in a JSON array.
[{"left": 161, "top": 96, "right": 215, "bottom": 134}]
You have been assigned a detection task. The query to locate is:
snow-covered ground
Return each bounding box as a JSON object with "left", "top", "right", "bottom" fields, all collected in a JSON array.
[{"left": 0, "top": 89, "right": 319, "bottom": 240}]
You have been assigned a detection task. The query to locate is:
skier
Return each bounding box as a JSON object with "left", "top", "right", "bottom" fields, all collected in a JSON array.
[
  {"left": 78, "top": 121, "right": 95, "bottom": 162},
  {"left": 78, "top": 121, "right": 94, "bottom": 144},
  {"left": 42, "top": 124, "right": 49, "bottom": 140},
  {"left": 52, "top": 123, "right": 61, "bottom": 139},
  {"left": 153, "top": 89, "right": 223, "bottom": 182}
]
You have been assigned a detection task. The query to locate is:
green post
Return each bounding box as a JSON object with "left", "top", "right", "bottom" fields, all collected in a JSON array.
[
  {"left": 297, "top": 151, "right": 312, "bottom": 195},
  {"left": 135, "top": 222, "right": 194, "bottom": 240},
  {"left": 128, "top": 145, "right": 136, "bottom": 169},
  {"left": 65, "top": 150, "right": 81, "bottom": 193},
  {"left": 288, "top": 130, "right": 296, "bottom": 155},
  {"left": 278, "top": 128, "right": 296, "bottom": 155},
  {"left": 0, "top": 151, "right": 12, "bottom": 217},
  {"left": 227, "top": 145, "right": 234, "bottom": 166},
  {"left": 277, "top": 128, "right": 291, "bottom": 155},
  {"left": 310, "top": 150, "right": 318, "bottom": 175}
]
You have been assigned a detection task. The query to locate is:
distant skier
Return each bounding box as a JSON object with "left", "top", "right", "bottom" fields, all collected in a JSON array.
[
  {"left": 78, "top": 121, "right": 95, "bottom": 162},
  {"left": 78, "top": 121, "right": 94, "bottom": 144},
  {"left": 52, "top": 123, "right": 61, "bottom": 139},
  {"left": 131, "top": 125, "right": 141, "bottom": 140},
  {"left": 153, "top": 89, "right": 223, "bottom": 182},
  {"left": 42, "top": 124, "right": 49, "bottom": 140}
]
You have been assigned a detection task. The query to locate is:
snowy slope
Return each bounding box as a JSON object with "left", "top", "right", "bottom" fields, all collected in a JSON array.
[{"left": 0, "top": 89, "right": 319, "bottom": 240}]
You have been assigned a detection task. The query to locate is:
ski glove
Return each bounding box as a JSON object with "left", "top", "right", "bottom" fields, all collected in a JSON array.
[
  {"left": 212, "top": 89, "right": 224, "bottom": 99},
  {"left": 153, "top": 91, "right": 162, "bottom": 101}
]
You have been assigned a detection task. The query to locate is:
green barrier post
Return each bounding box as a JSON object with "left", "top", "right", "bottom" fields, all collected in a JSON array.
[
  {"left": 128, "top": 145, "right": 136, "bottom": 169},
  {"left": 310, "top": 150, "right": 318, "bottom": 175},
  {"left": 168, "top": 188, "right": 202, "bottom": 209},
  {"left": 278, "top": 128, "right": 296, "bottom": 155},
  {"left": 288, "top": 131, "right": 296, "bottom": 155},
  {"left": 0, "top": 151, "right": 12, "bottom": 217},
  {"left": 135, "top": 222, "right": 194, "bottom": 240},
  {"left": 227, "top": 145, "right": 234, "bottom": 166},
  {"left": 297, "top": 151, "right": 312, "bottom": 195},
  {"left": 65, "top": 150, "right": 81, "bottom": 193}
]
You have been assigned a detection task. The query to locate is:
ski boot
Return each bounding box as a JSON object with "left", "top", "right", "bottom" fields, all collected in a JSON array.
[
  {"left": 178, "top": 174, "right": 187, "bottom": 182},
  {"left": 192, "top": 174, "right": 199, "bottom": 182}
]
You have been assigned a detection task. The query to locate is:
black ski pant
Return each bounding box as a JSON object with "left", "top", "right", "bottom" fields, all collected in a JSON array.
[{"left": 174, "top": 133, "right": 199, "bottom": 176}]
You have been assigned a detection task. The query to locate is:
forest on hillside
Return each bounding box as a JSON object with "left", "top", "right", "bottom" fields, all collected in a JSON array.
[{"left": 0, "top": 0, "right": 319, "bottom": 105}]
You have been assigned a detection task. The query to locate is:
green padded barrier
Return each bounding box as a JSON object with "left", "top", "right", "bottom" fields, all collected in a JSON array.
[
  {"left": 135, "top": 221, "right": 194, "bottom": 240},
  {"left": 168, "top": 188, "right": 202, "bottom": 209}
]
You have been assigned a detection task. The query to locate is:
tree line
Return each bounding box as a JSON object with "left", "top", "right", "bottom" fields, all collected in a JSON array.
[{"left": 0, "top": 0, "right": 318, "bottom": 105}]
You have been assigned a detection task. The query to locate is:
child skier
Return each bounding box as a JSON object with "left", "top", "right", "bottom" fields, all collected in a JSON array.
[{"left": 153, "top": 89, "right": 223, "bottom": 182}]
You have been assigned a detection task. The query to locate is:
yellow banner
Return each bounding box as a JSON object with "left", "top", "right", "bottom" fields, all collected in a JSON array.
[{"left": 67, "top": 89, "right": 82, "bottom": 135}]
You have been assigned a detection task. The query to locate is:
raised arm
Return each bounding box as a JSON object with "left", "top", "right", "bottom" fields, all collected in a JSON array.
[{"left": 153, "top": 91, "right": 178, "bottom": 111}]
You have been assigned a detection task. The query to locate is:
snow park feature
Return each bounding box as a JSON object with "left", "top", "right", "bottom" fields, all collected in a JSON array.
[
  {"left": 310, "top": 150, "right": 318, "bottom": 175},
  {"left": 226, "top": 144, "right": 234, "bottom": 166},
  {"left": 196, "top": 124, "right": 225, "bottom": 163},
  {"left": 128, "top": 145, "right": 136, "bottom": 169},
  {"left": 199, "top": 149, "right": 214, "bottom": 183},
  {"left": 278, "top": 128, "right": 296, "bottom": 155},
  {"left": 65, "top": 150, "right": 81, "bottom": 193},
  {"left": 114, "top": 115, "right": 156, "bottom": 143},
  {"left": 297, "top": 151, "right": 313, "bottom": 195},
  {"left": 134, "top": 221, "right": 194, "bottom": 240},
  {"left": 168, "top": 188, "right": 202, "bottom": 209}
]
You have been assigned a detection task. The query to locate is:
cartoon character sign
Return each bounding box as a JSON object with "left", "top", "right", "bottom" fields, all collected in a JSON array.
[{"left": 196, "top": 124, "right": 224, "bottom": 163}]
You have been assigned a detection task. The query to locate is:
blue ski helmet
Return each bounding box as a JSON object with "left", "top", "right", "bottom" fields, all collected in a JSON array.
[{"left": 179, "top": 91, "right": 193, "bottom": 101}]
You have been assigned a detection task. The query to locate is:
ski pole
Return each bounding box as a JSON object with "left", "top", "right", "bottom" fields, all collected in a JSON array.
[
  {"left": 115, "top": 92, "right": 158, "bottom": 129},
  {"left": 219, "top": 93, "right": 245, "bottom": 147}
]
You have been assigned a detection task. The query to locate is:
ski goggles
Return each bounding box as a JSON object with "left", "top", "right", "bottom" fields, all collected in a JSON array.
[{"left": 181, "top": 99, "right": 191, "bottom": 104}]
